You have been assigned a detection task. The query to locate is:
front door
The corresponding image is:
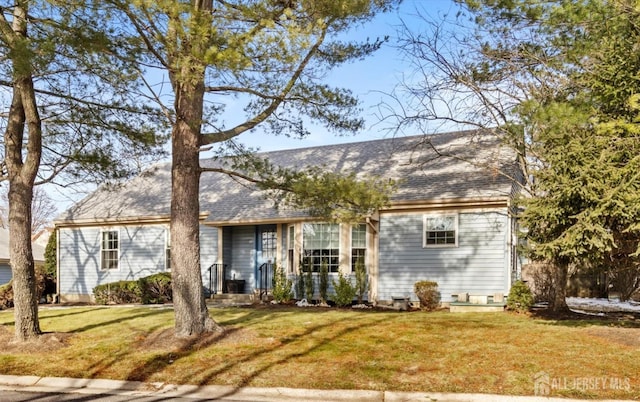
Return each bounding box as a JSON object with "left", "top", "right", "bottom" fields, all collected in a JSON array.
[
  {"left": 257, "top": 225, "right": 277, "bottom": 265},
  {"left": 256, "top": 225, "right": 277, "bottom": 291}
]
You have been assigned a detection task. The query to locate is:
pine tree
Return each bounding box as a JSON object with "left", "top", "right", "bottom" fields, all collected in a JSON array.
[
  {"left": 111, "top": 0, "right": 400, "bottom": 336},
  {"left": 395, "top": 0, "right": 640, "bottom": 311},
  {"left": 0, "top": 1, "right": 165, "bottom": 341}
]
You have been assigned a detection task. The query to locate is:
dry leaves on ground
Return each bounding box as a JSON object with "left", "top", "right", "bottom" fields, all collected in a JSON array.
[{"left": 0, "top": 325, "right": 73, "bottom": 354}]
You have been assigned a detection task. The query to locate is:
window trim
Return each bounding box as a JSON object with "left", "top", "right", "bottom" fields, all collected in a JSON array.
[
  {"left": 302, "top": 222, "right": 340, "bottom": 273},
  {"left": 351, "top": 223, "right": 367, "bottom": 272},
  {"left": 423, "top": 214, "right": 458, "bottom": 248},
  {"left": 100, "top": 229, "right": 120, "bottom": 271}
]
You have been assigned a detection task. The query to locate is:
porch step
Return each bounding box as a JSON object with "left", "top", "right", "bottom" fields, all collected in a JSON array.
[
  {"left": 449, "top": 302, "right": 506, "bottom": 313},
  {"left": 208, "top": 293, "right": 255, "bottom": 305}
]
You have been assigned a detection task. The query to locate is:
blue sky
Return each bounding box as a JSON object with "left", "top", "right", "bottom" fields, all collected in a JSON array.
[
  {"left": 49, "top": 0, "right": 461, "bottom": 211},
  {"left": 232, "top": 0, "right": 460, "bottom": 152}
]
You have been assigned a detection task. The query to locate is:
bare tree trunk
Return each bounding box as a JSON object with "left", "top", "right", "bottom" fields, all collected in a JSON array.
[
  {"left": 8, "top": 179, "right": 40, "bottom": 340},
  {"left": 6, "top": 85, "right": 42, "bottom": 341},
  {"left": 549, "top": 260, "right": 569, "bottom": 313},
  {"left": 4, "top": 5, "right": 43, "bottom": 339},
  {"left": 170, "top": 75, "right": 222, "bottom": 337}
]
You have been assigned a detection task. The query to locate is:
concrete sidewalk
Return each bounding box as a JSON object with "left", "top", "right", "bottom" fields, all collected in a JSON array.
[{"left": 0, "top": 374, "right": 634, "bottom": 402}]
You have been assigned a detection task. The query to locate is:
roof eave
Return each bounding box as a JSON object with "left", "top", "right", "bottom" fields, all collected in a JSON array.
[
  {"left": 384, "top": 196, "right": 510, "bottom": 212},
  {"left": 54, "top": 213, "right": 207, "bottom": 228}
]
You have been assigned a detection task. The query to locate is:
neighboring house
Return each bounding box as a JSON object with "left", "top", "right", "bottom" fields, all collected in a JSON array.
[
  {"left": 0, "top": 226, "right": 46, "bottom": 286},
  {"left": 54, "top": 130, "right": 523, "bottom": 305}
]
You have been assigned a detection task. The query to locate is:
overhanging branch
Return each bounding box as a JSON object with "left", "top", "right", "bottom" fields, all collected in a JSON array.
[{"left": 199, "top": 23, "right": 331, "bottom": 146}]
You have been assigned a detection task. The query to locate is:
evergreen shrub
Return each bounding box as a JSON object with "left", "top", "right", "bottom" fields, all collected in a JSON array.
[
  {"left": 354, "top": 257, "right": 367, "bottom": 304},
  {"left": 272, "top": 264, "right": 293, "bottom": 303},
  {"left": 507, "top": 280, "right": 534, "bottom": 313},
  {"left": 319, "top": 259, "right": 329, "bottom": 304},
  {"left": 93, "top": 280, "right": 142, "bottom": 305},
  {"left": 138, "top": 272, "right": 172, "bottom": 304},
  {"left": 332, "top": 272, "right": 356, "bottom": 307}
]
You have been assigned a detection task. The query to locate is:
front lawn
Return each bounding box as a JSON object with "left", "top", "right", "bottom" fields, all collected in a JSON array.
[{"left": 0, "top": 305, "right": 638, "bottom": 399}]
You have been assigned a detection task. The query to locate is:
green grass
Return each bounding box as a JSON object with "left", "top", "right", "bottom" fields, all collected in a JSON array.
[{"left": 0, "top": 306, "right": 639, "bottom": 399}]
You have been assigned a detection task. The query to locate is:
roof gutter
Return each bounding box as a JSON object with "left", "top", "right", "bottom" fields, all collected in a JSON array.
[
  {"left": 54, "top": 212, "right": 209, "bottom": 228},
  {"left": 54, "top": 197, "right": 510, "bottom": 228}
]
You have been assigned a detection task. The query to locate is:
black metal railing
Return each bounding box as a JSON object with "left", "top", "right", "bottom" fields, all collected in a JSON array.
[
  {"left": 208, "top": 263, "right": 227, "bottom": 297},
  {"left": 258, "top": 261, "right": 274, "bottom": 301}
]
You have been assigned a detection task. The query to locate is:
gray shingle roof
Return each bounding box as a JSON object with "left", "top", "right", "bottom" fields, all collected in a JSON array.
[{"left": 57, "top": 130, "right": 519, "bottom": 225}]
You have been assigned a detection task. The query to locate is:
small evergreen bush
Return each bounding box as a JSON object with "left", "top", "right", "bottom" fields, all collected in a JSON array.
[
  {"left": 93, "top": 280, "right": 142, "bottom": 304},
  {"left": 295, "top": 271, "right": 305, "bottom": 300},
  {"left": 272, "top": 264, "right": 293, "bottom": 303},
  {"left": 414, "top": 281, "right": 439, "bottom": 311},
  {"left": 332, "top": 272, "right": 356, "bottom": 307},
  {"left": 319, "top": 259, "right": 329, "bottom": 304},
  {"left": 354, "top": 257, "right": 367, "bottom": 304},
  {"left": 44, "top": 230, "right": 57, "bottom": 278},
  {"left": 138, "top": 272, "right": 172, "bottom": 304},
  {"left": 304, "top": 260, "right": 315, "bottom": 301},
  {"left": 507, "top": 280, "right": 534, "bottom": 313}
]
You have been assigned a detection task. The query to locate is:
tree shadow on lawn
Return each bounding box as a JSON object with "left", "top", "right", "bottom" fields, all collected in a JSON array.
[
  {"left": 530, "top": 307, "right": 640, "bottom": 328},
  {"left": 70, "top": 308, "right": 171, "bottom": 334},
  {"left": 39, "top": 306, "right": 110, "bottom": 321},
  {"left": 0, "top": 306, "right": 109, "bottom": 327},
  {"left": 530, "top": 308, "right": 640, "bottom": 349},
  {"left": 121, "top": 309, "right": 388, "bottom": 399},
  {"left": 0, "top": 307, "right": 170, "bottom": 354}
]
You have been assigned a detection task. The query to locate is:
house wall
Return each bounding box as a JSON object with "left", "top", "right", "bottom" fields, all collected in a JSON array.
[
  {"left": 58, "top": 223, "right": 219, "bottom": 302},
  {"left": 0, "top": 263, "right": 10, "bottom": 286},
  {"left": 222, "top": 227, "right": 232, "bottom": 267},
  {"left": 377, "top": 209, "right": 510, "bottom": 303},
  {"left": 200, "top": 225, "right": 219, "bottom": 293}
]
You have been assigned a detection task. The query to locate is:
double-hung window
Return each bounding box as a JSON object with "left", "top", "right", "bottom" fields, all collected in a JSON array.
[
  {"left": 423, "top": 215, "right": 458, "bottom": 247},
  {"left": 101, "top": 230, "right": 119, "bottom": 270},
  {"left": 302, "top": 223, "right": 339, "bottom": 272},
  {"left": 351, "top": 224, "right": 366, "bottom": 272}
]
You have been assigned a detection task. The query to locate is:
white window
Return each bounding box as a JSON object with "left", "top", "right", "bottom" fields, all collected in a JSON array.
[
  {"left": 351, "top": 224, "right": 366, "bottom": 272},
  {"left": 101, "top": 230, "right": 119, "bottom": 270},
  {"left": 165, "top": 228, "right": 171, "bottom": 271},
  {"left": 423, "top": 215, "right": 458, "bottom": 247},
  {"left": 302, "top": 223, "right": 340, "bottom": 272}
]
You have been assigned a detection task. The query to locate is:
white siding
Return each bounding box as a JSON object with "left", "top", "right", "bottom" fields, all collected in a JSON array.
[
  {"left": 377, "top": 210, "right": 509, "bottom": 303},
  {"left": 0, "top": 264, "right": 11, "bottom": 285},
  {"left": 200, "top": 225, "right": 219, "bottom": 291}
]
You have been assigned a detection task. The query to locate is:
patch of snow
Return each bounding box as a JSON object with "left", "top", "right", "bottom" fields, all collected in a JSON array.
[
  {"left": 567, "top": 309, "right": 606, "bottom": 317},
  {"left": 566, "top": 297, "right": 640, "bottom": 313},
  {"left": 296, "top": 298, "right": 312, "bottom": 307}
]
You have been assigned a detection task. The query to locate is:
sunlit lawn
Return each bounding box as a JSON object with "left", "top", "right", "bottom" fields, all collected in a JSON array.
[{"left": 0, "top": 305, "right": 639, "bottom": 399}]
